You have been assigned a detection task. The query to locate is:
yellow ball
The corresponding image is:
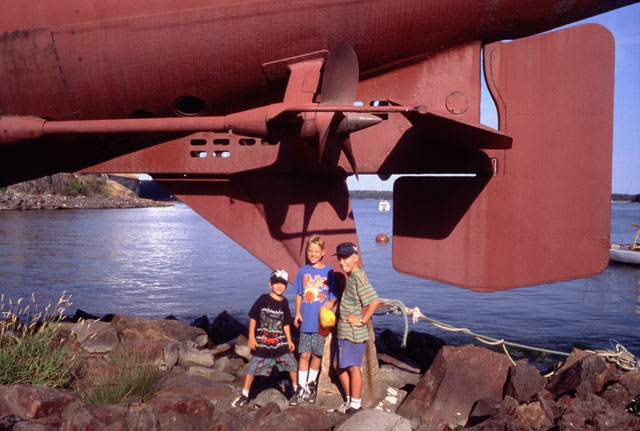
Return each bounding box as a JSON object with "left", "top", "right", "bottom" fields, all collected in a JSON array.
[{"left": 319, "top": 307, "right": 336, "bottom": 330}]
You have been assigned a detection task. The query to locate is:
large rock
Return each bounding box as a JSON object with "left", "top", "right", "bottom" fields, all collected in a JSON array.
[
  {"left": 249, "top": 406, "right": 345, "bottom": 431},
  {"left": 62, "top": 401, "right": 129, "bottom": 430},
  {"left": 254, "top": 388, "right": 289, "bottom": 411},
  {"left": 600, "top": 382, "right": 631, "bottom": 408},
  {"left": 535, "top": 389, "right": 560, "bottom": 424},
  {"left": 209, "top": 310, "right": 246, "bottom": 345},
  {"left": 210, "top": 337, "right": 237, "bottom": 357},
  {"left": 620, "top": 370, "right": 640, "bottom": 397},
  {"left": 190, "top": 315, "right": 210, "bottom": 333},
  {"left": 376, "top": 329, "right": 404, "bottom": 354},
  {"left": 0, "top": 384, "right": 84, "bottom": 425},
  {"left": 374, "top": 385, "right": 408, "bottom": 414},
  {"left": 110, "top": 339, "right": 166, "bottom": 368},
  {"left": 71, "top": 320, "right": 118, "bottom": 353},
  {"left": 187, "top": 366, "right": 219, "bottom": 380},
  {"left": 234, "top": 334, "right": 252, "bottom": 361},
  {"left": 396, "top": 345, "right": 512, "bottom": 430},
  {"left": 112, "top": 314, "right": 208, "bottom": 347},
  {"left": 187, "top": 366, "right": 235, "bottom": 383},
  {"left": 154, "top": 371, "right": 237, "bottom": 410},
  {"left": 512, "top": 400, "right": 552, "bottom": 430},
  {"left": 465, "top": 396, "right": 551, "bottom": 431},
  {"left": 336, "top": 409, "right": 412, "bottom": 431},
  {"left": 505, "top": 359, "right": 547, "bottom": 403},
  {"left": 377, "top": 353, "right": 421, "bottom": 375},
  {"left": 178, "top": 344, "right": 214, "bottom": 369},
  {"left": 404, "top": 331, "right": 446, "bottom": 373},
  {"left": 212, "top": 356, "right": 231, "bottom": 373},
  {"left": 146, "top": 394, "right": 216, "bottom": 429},
  {"left": 159, "top": 340, "right": 180, "bottom": 369},
  {"left": 547, "top": 350, "right": 618, "bottom": 399},
  {"left": 69, "top": 353, "right": 119, "bottom": 391},
  {"left": 555, "top": 393, "right": 636, "bottom": 431},
  {"left": 69, "top": 309, "right": 101, "bottom": 322},
  {"left": 379, "top": 364, "right": 421, "bottom": 389}
]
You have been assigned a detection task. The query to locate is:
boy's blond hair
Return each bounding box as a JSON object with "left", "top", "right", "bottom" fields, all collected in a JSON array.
[{"left": 306, "top": 234, "right": 325, "bottom": 251}]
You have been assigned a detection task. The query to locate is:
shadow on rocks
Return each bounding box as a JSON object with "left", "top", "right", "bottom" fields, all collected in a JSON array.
[{"left": 376, "top": 329, "right": 445, "bottom": 373}]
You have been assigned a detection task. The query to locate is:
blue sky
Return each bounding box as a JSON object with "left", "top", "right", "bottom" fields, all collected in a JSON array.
[{"left": 349, "top": 3, "right": 640, "bottom": 193}]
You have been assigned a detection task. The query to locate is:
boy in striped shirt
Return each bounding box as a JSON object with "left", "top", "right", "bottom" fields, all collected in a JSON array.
[{"left": 332, "top": 242, "right": 380, "bottom": 414}]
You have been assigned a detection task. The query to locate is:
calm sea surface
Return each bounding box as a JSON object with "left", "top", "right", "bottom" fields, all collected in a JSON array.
[{"left": 1, "top": 201, "right": 638, "bottom": 362}]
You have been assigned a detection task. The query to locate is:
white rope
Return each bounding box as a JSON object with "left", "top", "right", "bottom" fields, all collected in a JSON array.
[
  {"left": 586, "top": 340, "right": 639, "bottom": 372},
  {"left": 377, "top": 298, "right": 638, "bottom": 373}
]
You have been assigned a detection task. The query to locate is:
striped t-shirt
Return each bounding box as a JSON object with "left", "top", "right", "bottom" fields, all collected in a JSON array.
[{"left": 337, "top": 269, "right": 378, "bottom": 343}]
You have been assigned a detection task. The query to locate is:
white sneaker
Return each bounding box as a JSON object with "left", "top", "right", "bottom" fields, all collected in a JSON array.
[{"left": 328, "top": 400, "right": 350, "bottom": 413}]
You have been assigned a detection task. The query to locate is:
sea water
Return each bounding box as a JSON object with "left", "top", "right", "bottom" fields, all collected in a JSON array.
[{"left": 0, "top": 201, "right": 638, "bottom": 362}]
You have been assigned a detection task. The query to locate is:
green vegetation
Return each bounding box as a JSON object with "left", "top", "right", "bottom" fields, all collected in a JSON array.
[
  {"left": 612, "top": 193, "right": 640, "bottom": 203},
  {"left": 76, "top": 347, "right": 161, "bottom": 405},
  {"left": 349, "top": 190, "right": 393, "bottom": 200},
  {"left": 0, "top": 292, "right": 160, "bottom": 404},
  {"left": 66, "top": 175, "right": 109, "bottom": 197},
  {"left": 0, "top": 293, "right": 75, "bottom": 388},
  {"left": 350, "top": 190, "right": 640, "bottom": 202}
]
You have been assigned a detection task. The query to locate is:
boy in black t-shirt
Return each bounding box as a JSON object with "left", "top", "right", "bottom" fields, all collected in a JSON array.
[{"left": 232, "top": 269, "right": 299, "bottom": 407}]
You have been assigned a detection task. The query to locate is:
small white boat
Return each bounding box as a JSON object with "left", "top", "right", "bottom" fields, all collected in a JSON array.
[
  {"left": 609, "top": 224, "right": 640, "bottom": 265},
  {"left": 378, "top": 199, "right": 390, "bottom": 211}
]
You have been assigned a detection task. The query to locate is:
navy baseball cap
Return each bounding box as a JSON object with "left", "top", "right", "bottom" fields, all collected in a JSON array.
[{"left": 334, "top": 242, "right": 358, "bottom": 256}]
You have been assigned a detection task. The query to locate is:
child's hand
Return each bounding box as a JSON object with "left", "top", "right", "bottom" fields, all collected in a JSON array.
[
  {"left": 248, "top": 336, "right": 257, "bottom": 350},
  {"left": 288, "top": 340, "right": 295, "bottom": 352},
  {"left": 294, "top": 313, "right": 303, "bottom": 328},
  {"left": 346, "top": 314, "right": 363, "bottom": 327}
]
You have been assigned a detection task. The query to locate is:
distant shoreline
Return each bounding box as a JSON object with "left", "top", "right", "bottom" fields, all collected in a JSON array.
[{"left": 0, "top": 190, "right": 171, "bottom": 210}]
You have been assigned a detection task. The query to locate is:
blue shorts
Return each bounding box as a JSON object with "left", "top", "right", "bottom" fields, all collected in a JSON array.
[
  {"left": 333, "top": 338, "right": 366, "bottom": 368},
  {"left": 299, "top": 332, "right": 326, "bottom": 356},
  {"left": 248, "top": 352, "right": 297, "bottom": 376}
]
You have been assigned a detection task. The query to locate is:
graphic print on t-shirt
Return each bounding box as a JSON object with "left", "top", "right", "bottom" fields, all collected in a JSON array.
[
  {"left": 257, "top": 306, "right": 286, "bottom": 348},
  {"left": 303, "top": 274, "right": 328, "bottom": 303}
]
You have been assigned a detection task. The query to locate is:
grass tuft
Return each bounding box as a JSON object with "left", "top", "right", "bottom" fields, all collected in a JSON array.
[
  {"left": 0, "top": 292, "right": 75, "bottom": 388},
  {"left": 76, "top": 347, "right": 161, "bottom": 404}
]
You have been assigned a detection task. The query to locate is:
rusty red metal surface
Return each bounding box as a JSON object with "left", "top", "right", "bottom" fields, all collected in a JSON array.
[
  {"left": 154, "top": 176, "right": 357, "bottom": 285},
  {"left": 0, "top": 0, "right": 633, "bottom": 291},
  {"left": 392, "top": 24, "right": 614, "bottom": 291}
]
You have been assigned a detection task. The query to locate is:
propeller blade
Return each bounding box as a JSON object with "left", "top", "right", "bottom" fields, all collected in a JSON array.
[
  {"left": 316, "top": 42, "right": 362, "bottom": 175},
  {"left": 320, "top": 41, "right": 359, "bottom": 105},
  {"left": 317, "top": 112, "right": 335, "bottom": 163},
  {"left": 340, "top": 137, "right": 359, "bottom": 180}
]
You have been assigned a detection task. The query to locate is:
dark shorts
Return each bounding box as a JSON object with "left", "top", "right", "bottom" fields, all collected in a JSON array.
[
  {"left": 248, "top": 352, "right": 297, "bottom": 376},
  {"left": 333, "top": 338, "right": 366, "bottom": 368},
  {"left": 299, "top": 332, "right": 326, "bottom": 356}
]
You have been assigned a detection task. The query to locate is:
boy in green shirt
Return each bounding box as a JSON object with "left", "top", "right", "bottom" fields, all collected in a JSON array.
[{"left": 332, "top": 242, "right": 380, "bottom": 414}]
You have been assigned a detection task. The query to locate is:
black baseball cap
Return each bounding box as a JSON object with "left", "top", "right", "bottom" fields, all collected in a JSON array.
[
  {"left": 334, "top": 242, "right": 358, "bottom": 256},
  {"left": 270, "top": 269, "right": 288, "bottom": 285}
]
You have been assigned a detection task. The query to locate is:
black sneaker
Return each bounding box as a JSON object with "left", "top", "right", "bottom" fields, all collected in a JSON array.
[
  {"left": 307, "top": 381, "right": 317, "bottom": 403},
  {"left": 344, "top": 406, "right": 361, "bottom": 415},
  {"left": 288, "top": 385, "right": 307, "bottom": 406},
  {"left": 232, "top": 394, "right": 249, "bottom": 407}
]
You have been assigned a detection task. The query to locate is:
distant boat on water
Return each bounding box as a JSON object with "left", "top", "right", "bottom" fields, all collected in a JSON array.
[
  {"left": 378, "top": 199, "right": 390, "bottom": 212},
  {"left": 609, "top": 224, "right": 640, "bottom": 265}
]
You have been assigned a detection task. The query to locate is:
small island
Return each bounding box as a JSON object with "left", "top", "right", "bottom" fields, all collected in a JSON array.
[{"left": 0, "top": 173, "right": 172, "bottom": 210}]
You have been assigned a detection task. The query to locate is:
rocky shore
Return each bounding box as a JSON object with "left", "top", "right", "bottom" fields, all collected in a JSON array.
[
  {"left": 0, "top": 173, "right": 172, "bottom": 210},
  {"left": 0, "top": 190, "right": 172, "bottom": 210},
  {"left": 1, "top": 311, "right": 638, "bottom": 431}
]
